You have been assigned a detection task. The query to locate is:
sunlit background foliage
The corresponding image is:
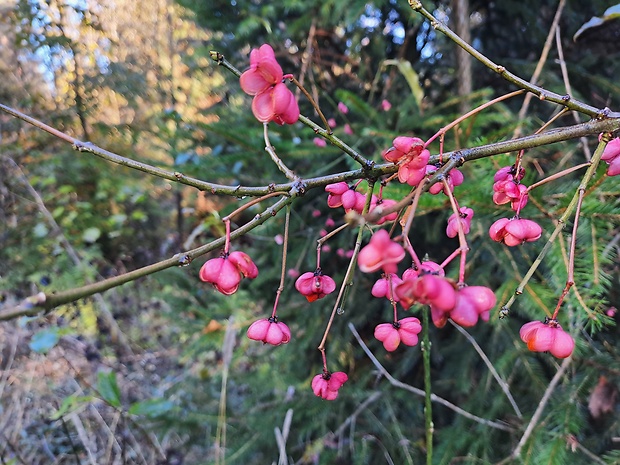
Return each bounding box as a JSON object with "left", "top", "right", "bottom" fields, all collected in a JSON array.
[{"left": 1, "top": 0, "right": 620, "bottom": 463}]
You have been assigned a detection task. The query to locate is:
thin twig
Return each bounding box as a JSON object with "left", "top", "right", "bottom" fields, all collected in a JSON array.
[
  {"left": 263, "top": 123, "right": 298, "bottom": 180},
  {"left": 0, "top": 433, "right": 29, "bottom": 465},
  {"left": 514, "top": 0, "right": 567, "bottom": 137},
  {"left": 215, "top": 317, "right": 236, "bottom": 465},
  {"left": 275, "top": 409, "right": 293, "bottom": 465},
  {"left": 421, "top": 308, "right": 433, "bottom": 465},
  {"left": 408, "top": 1, "right": 619, "bottom": 119},
  {"left": 348, "top": 323, "right": 514, "bottom": 432},
  {"left": 318, "top": 183, "right": 375, "bottom": 352},
  {"left": 501, "top": 135, "right": 610, "bottom": 313},
  {"left": 508, "top": 356, "right": 572, "bottom": 460},
  {"left": 555, "top": 25, "right": 592, "bottom": 160},
  {"left": 449, "top": 321, "right": 522, "bottom": 418}
]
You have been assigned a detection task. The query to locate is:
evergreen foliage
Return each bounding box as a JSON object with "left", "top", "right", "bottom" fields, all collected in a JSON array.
[{"left": 1, "top": 1, "right": 619, "bottom": 464}]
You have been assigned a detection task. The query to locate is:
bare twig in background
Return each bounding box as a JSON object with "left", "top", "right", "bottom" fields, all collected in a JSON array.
[
  {"left": 503, "top": 356, "right": 572, "bottom": 463},
  {"left": 449, "top": 321, "right": 522, "bottom": 418},
  {"left": 274, "top": 408, "right": 294, "bottom": 465},
  {"left": 514, "top": 0, "right": 567, "bottom": 136},
  {"left": 3, "top": 156, "right": 132, "bottom": 355},
  {"left": 348, "top": 323, "right": 514, "bottom": 432},
  {"left": 68, "top": 412, "right": 98, "bottom": 465},
  {"left": 555, "top": 26, "right": 592, "bottom": 160},
  {"left": 215, "top": 317, "right": 237, "bottom": 465}
]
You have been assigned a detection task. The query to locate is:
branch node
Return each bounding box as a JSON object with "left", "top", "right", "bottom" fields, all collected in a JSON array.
[
  {"left": 73, "top": 141, "right": 95, "bottom": 152},
  {"left": 292, "top": 179, "right": 307, "bottom": 196},
  {"left": 175, "top": 254, "right": 192, "bottom": 266},
  {"left": 408, "top": 0, "right": 422, "bottom": 10},
  {"left": 209, "top": 50, "right": 224, "bottom": 64}
]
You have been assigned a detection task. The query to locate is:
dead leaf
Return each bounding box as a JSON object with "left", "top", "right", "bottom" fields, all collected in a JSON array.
[
  {"left": 588, "top": 376, "right": 618, "bottom": 419},
  {"left": 202, "top": 319, "right": 223, "bottom": 334}
]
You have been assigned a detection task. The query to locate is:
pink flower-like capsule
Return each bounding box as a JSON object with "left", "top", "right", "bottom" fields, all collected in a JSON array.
[
  {"left": 199, "top": 251, "right": 258, "bottom": 295},
  {"left": 381, "top": 99, "right": 392, "bottom": 111},
  {"left": 371, "top": 273, "right": 403, "bottom": 301},
  {"left": 342, "top": 190, "right": 366, "bottom": 214},
  {"left": 492, "top": 179, "right": 520, "bottom": 206},
  {"left": 510, "top": 184, "right": 529, "bottom": 212},
  {"left": 427, "top": 167, "right": 465, "bottom": 195},
  {"left": 601, "top": 137, "right": 620, "bottom": 176},
  {"left": 519, "top": 319, "right": 575, "bottom": 358},
  {"left": 252, "top": 81, "right": 300, "bottom": 125},
  {"left": 489, "top": 218, "right": 542, "bottom": 246},
  {"left": 492, "top": 166, "right": 528, "bottom": 208},
  {"left": 295, "top": 270, "right": 337, "bottom": 302},
  {"left": 337, "top": 102, "right": 349, "bottom": 114},
  {"left": 396, "top": 273, "right": 457, "bottom": 311},
  {"left": 357, "top": 229, "right": 405, "bottom": 274},
  {"left": 402, "top": 261, "right": 444, "bottom": 281},
  {"left": 374, "top": 317, "right": 422, "bottom": 351},
  {"left": 312, "top": 371, "right": 348, "bottom": 400},
  {"left": 382, "top": 136, "right": 425, "bottom": 163},
  {"left": 247, "top": 317, "right": 291, "bottom": 345},
  {"left": 494, "top": 165, "right": 525, "bottom": 183},
  {"left": 449, "top": 286, "right": 497, "bottom": 327},
  {"left": 446, "top": 207, "right": 474, "bottom": 238},
  {"left": 325, "top": 182, "right": 349, "bottom": 208},
  {"left": 382, "top": 137, "right": 430, "bottom": 187},
  {"left": 239, "top": 44, "right": 283, "bottom": 95},
  {"left": 398, "top": 154, "right": 430, "bottom": 186},
  {"left": 324, "top": 184, "right": 365, "bottom": 213},
  {"left": 369, "top": 196, "right": 398, "bottom": 225}
]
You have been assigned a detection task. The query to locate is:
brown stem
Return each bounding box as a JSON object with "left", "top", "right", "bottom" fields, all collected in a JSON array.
[
  {"left": 425, "top": 90, "right": 525, "bottom": 148},
  {"left": 271, "top": 206, "right": 291, "bottom": 318},
  {"left": 317, "top": 183, "right": 374, "bottom": 351},
  {"left": 288, "top": 75, "right": 331, "bottom": 133},
  {"left": 442, "top": 179, "right": 469, "bottom": 284},
  {"left": 526, "top": 163, "right": 590, "bottom": 192},
  {"left": 551, "top": 187, "right": 584, "bottom": 320},
  {"left": 222, "top": 191, "right": 285, "bottom": 222}
]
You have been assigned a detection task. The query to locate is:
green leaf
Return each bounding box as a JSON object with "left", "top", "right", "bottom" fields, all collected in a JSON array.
[
  {"left": 128, "top": 398, "right": 174, "bottom": 417},
  {"left": 50, "top": 394, "right": 94, "bottom": 420},
  {"left": 573, "top": 4, "right": 620, "bottom": 42},
  {"left": 384, "top": 59, "right": 424, "bottom": 108},
  {"left": 29, "top": 328, "right": 62, "bottom": 354},
  {"left": 97, "top": 371, "right": 122, "bottom": 408}
]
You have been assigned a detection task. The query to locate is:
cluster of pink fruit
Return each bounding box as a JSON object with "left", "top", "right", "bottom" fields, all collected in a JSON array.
[
  {"left": 488, "top": 165, "right": 542, "bottom": 245},
  {"left": 196, "top": 44, "right": 599, "bottom": 401}
]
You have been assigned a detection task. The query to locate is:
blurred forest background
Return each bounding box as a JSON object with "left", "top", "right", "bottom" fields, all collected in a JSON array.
[{"left": 1, "top": 0, "right": 620, "bottom": 463}]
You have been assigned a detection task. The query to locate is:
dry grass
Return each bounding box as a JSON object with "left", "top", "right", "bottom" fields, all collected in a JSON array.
[{"left": 0, "top": 312, "right": 194, "bottom": 465}]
